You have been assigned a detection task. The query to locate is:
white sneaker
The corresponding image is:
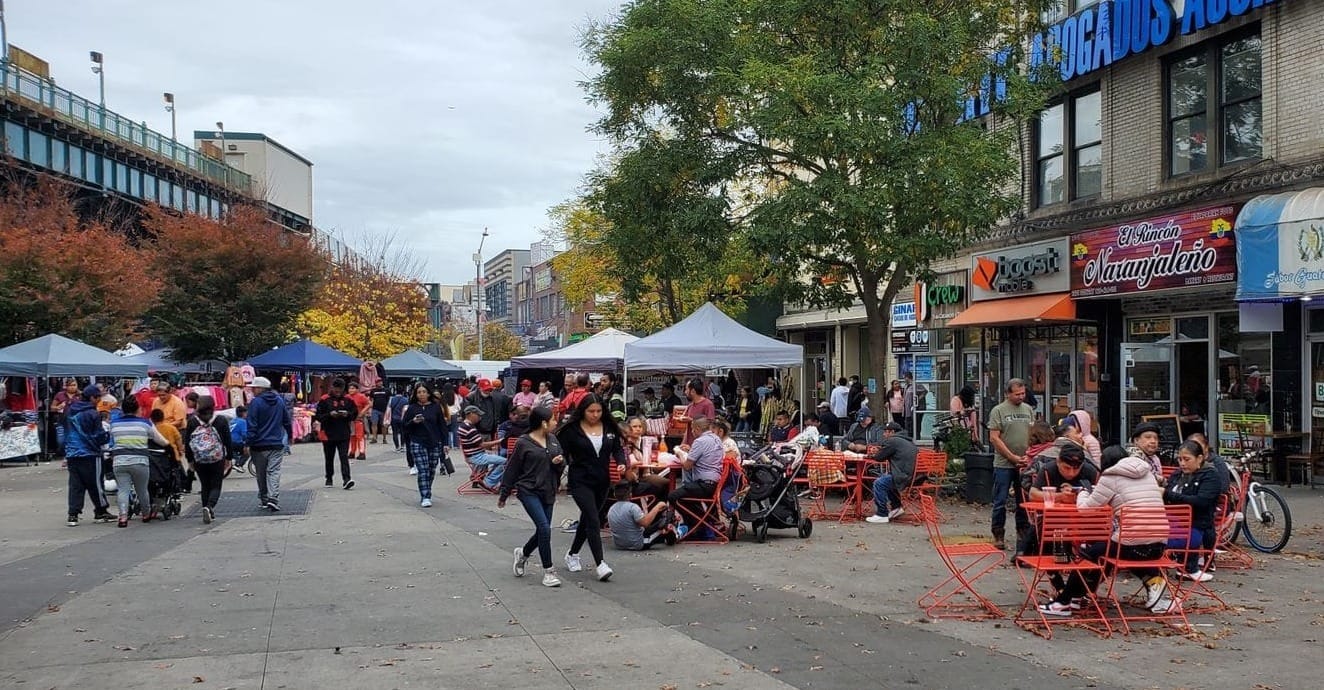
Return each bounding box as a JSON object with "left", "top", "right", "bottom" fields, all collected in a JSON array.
[
  {"left": 564, "top": 552, "right": 583, "bottom": 572},
  {"left": 1183, "top": 570, "right": 1213, "bottom": 582},
  {"left": 409, "top": 466, "right": 419, "bottom": 475},
  {"left": 420, "top": 498, "right": 433, "bottom": 508},
  {"left": 542, "top": 570, "right": 562, "bottom": 587},
  {"left": 513, "top": 547, "right": 527, "bottom": 577},
  {"left": 1144, "top": 578, "right": 1168, "bottom": 610},
  {"left": 865, "top": 514, "right": 890, "bottom": 524},
  {"left": 1151, "top": 593, "right": 1182, "bottom": 614},
  {"left": 596, "top": 561, "right": 613, "bottom": 582},
  {"left": 887, "top": 507, "right": 905, "bottom": 520}
]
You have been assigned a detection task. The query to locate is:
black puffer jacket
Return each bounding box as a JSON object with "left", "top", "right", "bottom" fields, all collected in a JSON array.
[{"left": 1164, "top": 464, "right": 1221, "bottom": 532}]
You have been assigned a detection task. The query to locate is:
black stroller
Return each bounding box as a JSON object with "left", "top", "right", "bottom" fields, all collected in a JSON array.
[
  {"left": 737, "top": 444, "right": 812, "bottom": 542},
  {"left": 146, "top": 448, "right": 184, "bottom": 520}
]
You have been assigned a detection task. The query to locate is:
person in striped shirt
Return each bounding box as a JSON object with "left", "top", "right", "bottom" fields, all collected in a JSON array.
[
  {"left": 459, "top": 405, "right": 505, "bottom": 488},
  {"left": 109, "top": 395, "right": 173, "bottom": 527}
]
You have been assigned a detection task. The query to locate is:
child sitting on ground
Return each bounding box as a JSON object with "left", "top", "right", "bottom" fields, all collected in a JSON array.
[{"left": 606, "top": 482, "right": 676, "bottom": 550}]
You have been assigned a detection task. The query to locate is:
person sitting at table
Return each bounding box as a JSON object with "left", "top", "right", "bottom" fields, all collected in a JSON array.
[
  {"left": 865, "top": 422, "right": 917, "bottom": 524},
  {"left": 1186, "top": 433, "right": 1231, "bottom": 494},
  {"left": 1023, "top": 419, "right": 1088, "bottom": 484},
  {"left": 1163, "top": 440, "right": 1222, "bottom": 582},
  {"left": 637, "top": 388, "right": 665, "bottom": 418},
  {"left": 667, "top": 417, "right": 724, "bottom": 529},
  {"left": 1028, "top": 446, "right": 1098, "bottom": 502},
  {"left": 1126, "top": 422, "right": 1165, "bottom": 484},
  {"left": 607, "top": 481, "right": 676, "bottom": 550},
  {"left": 496, "top": 405, "right": 532, "bottom": 457},
  {"left": 622, "top": 416, "right": 670, "bottom": 503},
  {"left": 843, "top": 408, "right": 883, "bottom": 454},
  {"left": 767, "top": 410, "right": 799, "bottom": 444},
  {"left": 1037, "top": 445, "right": 1174, "bottom": 617},
  {"left": 794, "top": 414, "right": 822, "bottom": 449}
]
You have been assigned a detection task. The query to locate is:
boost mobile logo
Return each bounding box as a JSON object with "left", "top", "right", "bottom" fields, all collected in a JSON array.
[{"left": 973, "top": 247, "right": 1061, "bottom": 293}]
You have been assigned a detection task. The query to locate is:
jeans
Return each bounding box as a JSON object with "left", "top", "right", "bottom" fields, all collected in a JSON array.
[
  {"left": 323, "top": 440, "right": 352, "bottom": 482},
  {"left": 568, "top": 481, "right": 607, "bottom": 564},
  {"left": 113, "top": 461, "right": 150, "bottom": 517},
  {"left": 735, "top": 420, "right": 751, "bottom": 433},
  {"left": 518, "top": 492, "right": 556, "bottom": 569},
  {"left": 391, "top": 420, "right": 404, "bottom": 450},
  {"left": 467, "top": 451, "right": 505, "bottom": 487},
  {"left": 873, "top": 474, "right": 901, "bottom": 514},
  {"left": 409, "top": 441, "right": 440, "bottom": 499},
  {"left": 195, "top": 461, "right": 225, "bottom": 510},
  {"left": 67, "top": 455, "right": 109, "bottom": 516},
  {"left": 990, "top": 467, "right": 1029, "bottom": 535},
  {"left": 251, "top": 448, "right": 283, "bottom": 504},
  {"left": 1168, "top": 527, "right": 1207, "bottom": 573}
]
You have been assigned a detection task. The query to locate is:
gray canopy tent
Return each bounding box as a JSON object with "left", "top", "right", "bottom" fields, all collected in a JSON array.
[
  {"left": 123, "top": 348, "right": 228, "bottom": 376},
  {"left": 510, "top": 328, "right": 638, "bottom": 371},
  {"left": 0, "top": 334, "right": 149, "bottom": 378},
  {"left": 380, "top": 350, "right": 466, "bottom": 378}
]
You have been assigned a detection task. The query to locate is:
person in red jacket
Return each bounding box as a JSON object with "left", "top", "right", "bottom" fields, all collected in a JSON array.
[{"left": 347, "top": 381, "right": 371, "bottom": 460}]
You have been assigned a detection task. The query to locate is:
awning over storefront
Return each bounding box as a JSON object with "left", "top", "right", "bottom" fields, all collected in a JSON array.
[
  {"left": 1235, "top": 187, "right": 1324, "bottom": 301},
  {"left": 945, "top": 293, "right": 1075, "bottom": 327}
]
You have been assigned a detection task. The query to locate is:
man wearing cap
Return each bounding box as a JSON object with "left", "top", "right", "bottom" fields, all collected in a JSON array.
[
  {"left": 315, "top": 378, "right": 358, "bottom": 489},
  {"left": 466, "top": 378, "right": 511, "bottom": 437},
  {"left": 247, "top": 376, "right": 293, "bottom": 510},
  {"left": 1128, "top": 422, "right": 1165, "bottom": 483},
  {"left": 866, "top": 422, "right": 918, "bottom": 524},
  {"left": 816, "top": 400, "right": 841, "bottom": 437},
  {"left": 64, "top": 384, "right": 115, "bottom": 525},
  {"left": 152, "top": 380, "right": 188, "bottom": 431},
  {"left": 842, "top": 408, "right": 882, "bottom": 454},
  {"left": 458, "top": 405, "right": 505, "bottom": 488},
  {"left": 513, "top": 379, "right": 538, "bottom": 409}
]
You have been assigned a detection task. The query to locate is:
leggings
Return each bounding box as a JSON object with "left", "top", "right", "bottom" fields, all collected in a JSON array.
[
  {"left": 112, "top": 462, "right": 150, "bottom": 516},
  {"left": 195, "top": 460, "right": 225, "bottom": 510},
  {"left": 568, "top": 481, "right": 608, "bottom": 565},
  {"left": 323, "top": 440, "right": 352, "bottom": 481}
]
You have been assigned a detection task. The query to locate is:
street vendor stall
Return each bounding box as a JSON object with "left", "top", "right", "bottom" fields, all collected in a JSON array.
[
  {"left": 510, "top": 327, "right": 638, "bottom": 371},
  {"left": 380, "top": 350, "right": 466, "bottom": 379}
]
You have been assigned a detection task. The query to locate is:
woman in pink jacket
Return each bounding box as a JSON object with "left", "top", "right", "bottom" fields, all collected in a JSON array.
[
  {"left": 1037, "top": 446, "right": 1175, "bottom": 617},
  {"left": 1067, "top": 409, "right": 1102, "bottom": 467}
]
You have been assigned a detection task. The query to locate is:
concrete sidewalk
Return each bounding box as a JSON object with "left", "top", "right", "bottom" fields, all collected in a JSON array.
[{"left": 1, "top": 443, "right": 1320, "bottom": 689}]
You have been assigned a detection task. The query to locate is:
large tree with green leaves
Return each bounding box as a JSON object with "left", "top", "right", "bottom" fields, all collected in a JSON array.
[{"left": 583, "top": 0, "right": 1056, "bottom": 401}]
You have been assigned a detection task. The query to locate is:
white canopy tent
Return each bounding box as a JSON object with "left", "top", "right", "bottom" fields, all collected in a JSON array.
[{"left": 510, "top": 328, "right": 638, "bottom": 371}]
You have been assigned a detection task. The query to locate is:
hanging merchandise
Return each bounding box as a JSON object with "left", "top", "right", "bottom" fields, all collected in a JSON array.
[
  {"left": 239, "top": 363, "right": 255, "bottom": 385},
  {"left": 224, "top": 365, "right": 244, "bottom": 388}
]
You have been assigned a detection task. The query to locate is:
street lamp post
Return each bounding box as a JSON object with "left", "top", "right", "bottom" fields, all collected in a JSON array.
[
  {"left": 89, "top": 51, "right": 104, "bottom": 126},
  {"left": 163, "top": 92, "right": 176, "bottom": 141},
  {"left": 215, "top": 121, "right": 226, "bottom": 187},
  {"left": 474, "top": 227, "right": 489, "bottom": 360}
]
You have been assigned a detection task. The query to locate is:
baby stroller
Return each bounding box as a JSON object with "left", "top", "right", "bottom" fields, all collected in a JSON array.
[
  {"left": 146, "top": 448, "right": 184, "bottom": 520},
  {"left": 737, "top": 443, "right": 812, "bottom": 542}
]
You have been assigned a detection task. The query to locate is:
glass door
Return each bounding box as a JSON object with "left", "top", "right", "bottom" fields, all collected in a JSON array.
[
  {"left": 1122, "top": 343, "right": 1173, "bottom": 436},
  {"left": 912, "top": 354, "right": 952, "bottom": 442},
  {"left": 1310, "top": 340, "right": 1324, "bottom": 452}
]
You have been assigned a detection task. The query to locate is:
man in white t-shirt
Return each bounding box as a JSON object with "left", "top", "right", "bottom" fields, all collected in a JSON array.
[{"left": 829, "top": 378, "right": 850, "bottom": 418}]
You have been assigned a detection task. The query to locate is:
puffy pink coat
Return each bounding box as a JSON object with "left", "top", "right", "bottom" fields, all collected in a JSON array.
[{"left": 1076, "top": 456, "right": 1166, "bottom": 545}]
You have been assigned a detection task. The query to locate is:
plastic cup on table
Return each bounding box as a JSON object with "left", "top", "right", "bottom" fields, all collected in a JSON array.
[{"left": 1043, "top": 486, "right": 1057, "bottom": 508}]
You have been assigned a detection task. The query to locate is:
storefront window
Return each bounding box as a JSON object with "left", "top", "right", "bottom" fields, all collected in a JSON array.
[{"left": 1216, "top": 313, "right": 1272, "bottom": 450}]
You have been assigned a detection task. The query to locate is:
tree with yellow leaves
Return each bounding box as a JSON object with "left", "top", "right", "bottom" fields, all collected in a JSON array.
[{"left": 296, "top": 235, "right": 431, "bottom": 360}]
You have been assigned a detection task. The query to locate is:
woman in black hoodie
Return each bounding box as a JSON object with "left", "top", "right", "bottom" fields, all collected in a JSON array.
[
  {"left": 499, "top": 405, "right": 565, "bottom": 587},
  {"left": 402, "top": 384, "right": 445, "bottom": 508},
  {"left": 556, "top": 394, "right": 626, "bottom": 582},
  {"left": 1164, "top": 440, "right": 1222, "bottom": 581}
]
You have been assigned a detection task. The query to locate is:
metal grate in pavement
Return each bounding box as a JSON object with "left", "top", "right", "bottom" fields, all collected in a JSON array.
[{"left": 181, "top": 490, "right": 314, "bottom": 518}]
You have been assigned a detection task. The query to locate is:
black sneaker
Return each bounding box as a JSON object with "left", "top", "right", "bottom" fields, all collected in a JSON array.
[
  {"left": 343, "top": 479, "right": 355, "bottom": 490},
  {"left": 66, "top": 513, "right": 78, "bottom": 526},
  {"left": 325, "top": 479, "right": 333, "bottom": 487},
  {"left": 93, "top": 511, "right": 115, "bottom": 523}
]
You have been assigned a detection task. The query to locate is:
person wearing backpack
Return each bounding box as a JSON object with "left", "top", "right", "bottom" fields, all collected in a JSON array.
[{"left": 184, "top": 396, "right": 233, "bottom": 524}]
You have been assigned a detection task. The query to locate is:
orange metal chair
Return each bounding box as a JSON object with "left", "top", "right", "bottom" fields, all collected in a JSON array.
[
  {"left": 897, "top": 450, "right": 948, "bottom": 524},
  {"left": 456, "top": 438, "right": 510, "bottom": 496},
  {"left": 1100, "top": 504, "right": 1193, "bottom": 635},
  {"left": 1013, "top": 507, "right": 1116, "bottom": 639},
  {"left": 1215, "top": 481, "right": 1256, "bottom": 570},
  {"left": 1164, "top": 500, "right": 1229, "bottom": 614},
  {"left": 804, "top": 450, "right": 859, "bottom": 522},
  {"left": 674, "top": 456, "right": 738, "bottom": 544},
  {"left": 917, "top": 493, "right": 1005, "bottom": 620}
]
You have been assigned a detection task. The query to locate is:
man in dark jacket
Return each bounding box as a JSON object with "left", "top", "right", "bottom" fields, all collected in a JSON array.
[
  {"left": 815, "top": 401, "right": 841, "bottom": 437},
  {"left": 246, "top": 377, "right": 293, "bottom": 511},
  {"left": 866, "top": 422, "right": 918, "bottom": 524},
  {"left": 64, "top": 385, "right": 114, "bottom": 525},
  {"left": 466, "top": 378, "right": 511, "bottom": 436},
  {"left": 315, "top": 378, "right": 358, "bottom": 489}
]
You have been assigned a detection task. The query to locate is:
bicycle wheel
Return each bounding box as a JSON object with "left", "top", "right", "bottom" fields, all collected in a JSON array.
[
  {"left": 1221, "top": 478, "right": 1244, "bottom": 546},
  {"left": 1241, "top": 485, "right": 1292, "bottom": 553}
]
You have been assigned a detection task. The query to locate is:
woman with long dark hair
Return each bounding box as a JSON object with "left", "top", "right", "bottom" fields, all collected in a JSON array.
[
  {"left": 402, "top": 384, "right": 445, "bottom": 507},
  {"left": 556, "top": 394, "right": 626, "bottom": 582},
  {"left": 499, "top": 405, "right": 565, "bottom": 587}
]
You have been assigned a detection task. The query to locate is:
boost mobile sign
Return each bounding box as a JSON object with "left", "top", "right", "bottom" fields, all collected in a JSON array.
[{"left": 970, "top": 239, "right": 1071, "bottom": 302}]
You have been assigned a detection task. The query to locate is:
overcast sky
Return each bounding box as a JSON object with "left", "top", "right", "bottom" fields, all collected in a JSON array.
[{"left": 9, "top": 0, "right": 621, "bottom": 283}]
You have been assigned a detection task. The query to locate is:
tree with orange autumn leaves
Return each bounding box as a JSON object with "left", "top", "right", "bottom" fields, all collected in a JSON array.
[
  {"left": 294, "top": 258, "right": 431, "bottom": 361},
  {"left": 0, "top": 178, "right": 156, "bottom": 349}
]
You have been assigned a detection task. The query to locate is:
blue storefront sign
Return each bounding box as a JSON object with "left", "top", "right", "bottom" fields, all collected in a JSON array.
[
  {"left": 1235, "top": 188, "right": 1324, "bottom": 300},
  {"left": 1031, "top": 0, "right": 1286, "bottom": 83}
]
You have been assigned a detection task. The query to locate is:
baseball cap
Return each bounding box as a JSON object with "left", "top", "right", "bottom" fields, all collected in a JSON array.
[
  {"left": 478, "top": 378, "right": 494, "bottom": 392},
  {"left": 463, "top": 405, "right": 484, "bottom": 416},
  {"left": 83, "top": 384, "right": 103, "bottom": 399},
  {"left": 817, "top": 401, "right": 830, "bottom": 409},
  {"left": 251, "top": 376, "right": 272, "bottom": 389},
  {"left": 857, "top": 407, "right": 873, "bottom": 421},
  {"left": 883, "top": 421, "right": 903, "bottom": 432}
]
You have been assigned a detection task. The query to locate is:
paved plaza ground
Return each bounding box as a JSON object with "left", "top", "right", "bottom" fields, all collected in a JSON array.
[{"left": 1, "top": 443, "right": 1321, "bottom": 689}]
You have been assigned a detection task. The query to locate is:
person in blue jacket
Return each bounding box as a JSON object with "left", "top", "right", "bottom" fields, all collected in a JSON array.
[
  {"left": 245, "top": 377, "right": 293, "bottom": 512},
  {"left": 65, "top": 385, "right": 114, "bottom": 526}
]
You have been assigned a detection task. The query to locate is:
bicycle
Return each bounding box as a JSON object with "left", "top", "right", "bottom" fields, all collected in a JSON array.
[{"left": 1222, "top": 449, "right": 1292, "bottom": 553}]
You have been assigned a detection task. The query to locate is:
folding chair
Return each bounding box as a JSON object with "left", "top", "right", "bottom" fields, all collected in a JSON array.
[
  {"left": 917, "top": 493, "right": 1005, "bottom": 620},
  {"left": 1100, "top": 504, "right": 1193, "bottom": 635},
  {"left": 674, "top": 457, "right": 735, "bottom": 544},
  {"left": 456, "top": 438, "right": 509, "bottom": 496},
  {"left": 804, "top": 450, "right": 859, "bottom": 522},
  {"left": 897, "top": 450, "right": 948, "bottom": 524},
  {"left": 1013, "top": 507, "right": 1116, "bottom": 639},
  {"left": 1164, "top": 500, "right": 1229, "bottom": 614},
  {"left": 1215, "top": 483, "right": 1256, "bottom": 570}
]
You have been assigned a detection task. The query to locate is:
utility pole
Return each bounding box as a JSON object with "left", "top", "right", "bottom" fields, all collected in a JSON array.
[
  {"left": 163, "top": 92, "right": 176, "bottom": 141},
  {"left": 474, "top": 227, "right": 489, "bottom": 359},
  {"left": 89, "top": 51, "right": 104, "bottom": 126}
]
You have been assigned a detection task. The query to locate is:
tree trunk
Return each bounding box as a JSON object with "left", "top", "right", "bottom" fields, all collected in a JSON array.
[{"left": 859, "top": 266, "right": 907, "bottom": 415}]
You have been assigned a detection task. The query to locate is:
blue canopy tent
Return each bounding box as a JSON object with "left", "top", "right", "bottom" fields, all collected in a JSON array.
[
  {"left": 124, "top": 348, "right": 227, "bottom": 376},
  {"left": 380, "top": 350, "right": 466, "bottom": 378},
  {"left": 247, "top": 339, "right": 361, "bottom": 373},
  {"left": 0, "top": 334, "right": 149, "bottom": 378}
]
